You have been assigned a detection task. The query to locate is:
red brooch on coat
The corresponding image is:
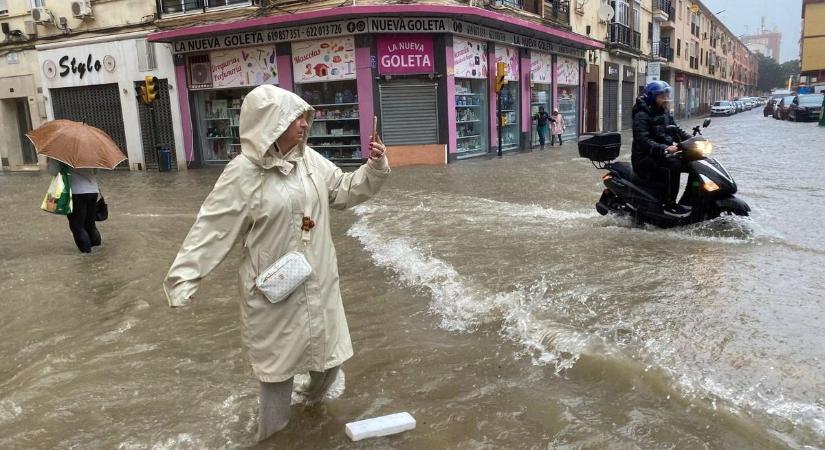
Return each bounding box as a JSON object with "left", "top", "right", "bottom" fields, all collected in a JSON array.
[{"left": 301, "top": 216, "right": 316, "bottom": 232}]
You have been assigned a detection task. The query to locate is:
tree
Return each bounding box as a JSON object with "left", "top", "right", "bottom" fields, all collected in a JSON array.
[
  {"left": 780, "top": 59, "right": 801, "bottom": 87},
  {"left": 756, "top": 53, "right": 784, "bottom": 92}
]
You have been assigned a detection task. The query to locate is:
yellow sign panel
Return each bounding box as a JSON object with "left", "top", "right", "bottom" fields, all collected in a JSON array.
[{"left": 690, "top": 3, "right": 699, "bottom": 13}]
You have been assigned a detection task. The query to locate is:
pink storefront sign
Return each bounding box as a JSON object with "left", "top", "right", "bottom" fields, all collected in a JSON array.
[{"left": 377, "top": 34, "right": 435, "bottom": 75}]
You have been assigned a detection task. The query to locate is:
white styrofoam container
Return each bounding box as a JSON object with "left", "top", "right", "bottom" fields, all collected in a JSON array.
[{"left": 345, "top": 412, "right": 416, "bottom": 441}]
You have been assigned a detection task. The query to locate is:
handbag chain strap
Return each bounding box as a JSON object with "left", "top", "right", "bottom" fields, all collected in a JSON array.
[{"left": 298, "top": 159, "right": 319, "bottom": 246}]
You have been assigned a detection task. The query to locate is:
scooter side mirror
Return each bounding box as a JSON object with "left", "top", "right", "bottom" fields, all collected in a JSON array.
[{"left": 703, "top": 119, "right": 712, "bottom": 128}]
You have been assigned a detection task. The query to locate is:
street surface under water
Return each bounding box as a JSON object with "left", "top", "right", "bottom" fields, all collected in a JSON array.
[{"left": 1, "top": 109, "right": 824, "bottom": 449}]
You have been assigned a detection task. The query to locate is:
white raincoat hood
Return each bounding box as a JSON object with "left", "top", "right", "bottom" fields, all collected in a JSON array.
[{"left": 240, "top": 85, "right": 314, "bottom": 168}]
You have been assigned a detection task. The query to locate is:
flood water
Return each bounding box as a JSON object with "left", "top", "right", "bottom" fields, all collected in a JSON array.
[{"left": 1, "top": 109, "right": 824, "bottom": 449}]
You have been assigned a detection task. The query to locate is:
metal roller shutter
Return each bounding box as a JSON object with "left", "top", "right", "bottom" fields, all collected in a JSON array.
[
  {"left": 51, "top": 83, "right": 129, "bottom": 168},
  {"left": 379, "top": 82, "right": 439, "bottom": 145},
  {"left": 135, "top": 78, "right": 178, "bottom": 170},
  {"left": 621, "top": 81, "right": 635, "bottom": 130},
  {"left": 603, "top": 80, "right": 619, "bottom": 132}
]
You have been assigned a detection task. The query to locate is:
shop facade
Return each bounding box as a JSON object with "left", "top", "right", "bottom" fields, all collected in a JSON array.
[
  {"left": 36, "top": 32, "right": 186, "bottom": 171},
  {"left": 150, "top": 7, "right": 601, "bottom": 166},
  {"left": 0, "top": 49, "right": 43, "bottom": 172}
]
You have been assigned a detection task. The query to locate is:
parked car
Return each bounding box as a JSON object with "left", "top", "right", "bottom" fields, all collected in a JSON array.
[
  {"left": 744, "top": 98, "right": 756, "bottom": 110},
  {"left": 711, "top": 100, "right": 736, "bottom": 116},
  {"left": 734, "top": 101, "right": 745, "bottom": 113},
  {"left": 773, "top": 96, "right": 796, "bottom": 120},
  {"left": 764, "top": 99, "right": 777, "bottom": 117},
  {"left": 788, "top": 93, "right": 825, "bottom": 122}
]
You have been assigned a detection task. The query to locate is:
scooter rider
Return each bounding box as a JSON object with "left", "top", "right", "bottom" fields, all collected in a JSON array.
[{"left": 631, "top": 81, "right": 692, "bottom": 217}]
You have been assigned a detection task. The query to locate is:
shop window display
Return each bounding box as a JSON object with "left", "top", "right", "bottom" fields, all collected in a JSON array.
[
  {"left": 455, "top": 79, "right": 489, "bottom": 157},
  {"left": 193, "top": 88, "right": 251, "bottom": 164},
  {"left": 295, "top": 80, "right": 361, "bottom": 162},
  {"left": 499, "top": 83, "right": 520, "bottom": 152}
]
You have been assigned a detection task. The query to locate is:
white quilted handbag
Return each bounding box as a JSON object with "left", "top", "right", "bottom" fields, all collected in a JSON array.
[
  {"left": 256, "top": 251, "right": 312, "bottom": 304},
  {"left": 255, "top": 159, "right": 318, "bottom": 304}
]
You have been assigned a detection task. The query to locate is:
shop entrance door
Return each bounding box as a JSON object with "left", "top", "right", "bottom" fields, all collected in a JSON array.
[
  {"left": 586, "top": 82, "right": 599, "bottom": 132},
  {"left": 15, "top": 99, "right": 37, "bottom": 164},
  {"left": 379, "top": 82, "right": 438, "bottom": 145},
  {"left": 621, "top": 81, "right": 635, "bottom": 130},
  {"left": 51, "top": 83, "right": 129, "bottom": 168},
  {"left": 603, "top": 79, "right": 619, "bottom": 132}
]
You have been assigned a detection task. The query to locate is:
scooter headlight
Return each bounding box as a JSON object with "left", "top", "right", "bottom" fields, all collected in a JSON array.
[
  {"left": 700, "top": 174, "right": 720, "bottom": 192},
  {"left": 694, "top": 140, "right": 713, "bottom": 156}
]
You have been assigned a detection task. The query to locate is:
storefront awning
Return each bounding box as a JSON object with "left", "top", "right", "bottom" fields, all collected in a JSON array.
[{"left": 148, "top": 5, "right": 603, "bottom": 57}]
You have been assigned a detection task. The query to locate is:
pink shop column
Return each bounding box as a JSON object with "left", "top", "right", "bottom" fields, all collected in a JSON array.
[
  {"left": 488, "top": 50, "right": 497, "bottom": 149},
  {"left": 175, "top": 64, "right": 194, "bottom": 163},
  {"left": 277, "top": 54, "right": 293, "bottom": 92},
  {"left": 356, "top": 46, "right": 374, "bottom": 156},
  {"left": 521, "top": 53, "right": 531, "bottom": 136}
]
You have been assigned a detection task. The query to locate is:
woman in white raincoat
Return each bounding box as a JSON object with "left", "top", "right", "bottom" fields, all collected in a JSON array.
[{"left": 163, "top": 85, "right": 389, "bottom": 441}]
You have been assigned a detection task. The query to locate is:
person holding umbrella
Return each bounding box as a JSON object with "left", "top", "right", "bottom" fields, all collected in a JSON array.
[
  {"left": 27, "top": 120, "right": 126, "bottom": 253},
  {"left": 46, "top": 158, "right": 100, "bottom": 253}
]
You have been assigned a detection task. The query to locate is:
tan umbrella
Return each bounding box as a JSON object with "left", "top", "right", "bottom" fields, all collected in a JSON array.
[{"left": 26, "top": 119, "right": 127, "bottom": 169}]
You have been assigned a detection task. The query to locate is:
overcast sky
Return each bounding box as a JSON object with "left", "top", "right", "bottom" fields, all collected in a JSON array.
[{"left": 701, "top": 0, "right": 802, "bottom": 62}]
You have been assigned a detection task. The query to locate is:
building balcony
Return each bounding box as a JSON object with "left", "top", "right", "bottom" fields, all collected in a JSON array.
[
  {"left": 607, "top": 22, "right": 641, "bottom": 54},
  {"left": 158, "top": 0, "right": 251, "bottom": 16},
  {"left": 651, "top": 41, "right": 674, "bottom": 62},
  {"left": 543, "top": 0, "right": 570, "bottom": 27},
  {"left": 652, "top": 0, "right": 672, "bottom": 22}
]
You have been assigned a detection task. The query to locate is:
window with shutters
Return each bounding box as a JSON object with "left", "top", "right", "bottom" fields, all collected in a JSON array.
[{"left": 0, "top": 0, "right": 8, "bottom": 15}]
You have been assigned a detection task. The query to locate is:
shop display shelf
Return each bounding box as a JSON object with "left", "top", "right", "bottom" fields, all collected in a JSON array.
[
  {"left": 456, "top": 93, "right": 480, "bottom": 96},
  {"left": 206, "top": 137, "right": 234, "bottom": 140},
  {"left": 531, "top": 102, "right": 547, "bottom": 105},
  {"left": 455, "top": 105, "right": 481, "bottom": 108},
  {"left": 456, "top": 120, "right": 481, "bottom": 124},
  {"left": 313, "top": 118, "right": 360, "bottom": 122},
  {"left": 312, "top": 103, "right": 359, "bottom": 108},
  {"left": 309, "top": 134, "right": 360, "bottom": 138},
  {"left": 204, "top": 117, "right": 231, "bottom": 121},
  {"left": 457, "top": 135, "right": 481, "bottom": 139},
  {"left": 313, "top": 144, "right": 361, "bottom": 148},
  {"left": 500, "top": 109, "right": 515, "bottom": 112},
  {"left": 327, "top": 157, "right": 367, "bottom": 167}
]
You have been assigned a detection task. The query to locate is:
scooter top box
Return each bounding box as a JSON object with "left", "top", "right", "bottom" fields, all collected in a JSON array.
[{"left": 579, "top": 132, "right": 621, "bottom": 162}]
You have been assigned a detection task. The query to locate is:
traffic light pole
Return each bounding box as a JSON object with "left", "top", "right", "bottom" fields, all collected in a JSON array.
[{"left": 497, "top": 91, "right": 503, "bottom": 158}]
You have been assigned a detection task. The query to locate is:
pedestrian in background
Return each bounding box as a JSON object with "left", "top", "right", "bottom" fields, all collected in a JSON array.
[
  {"left": 550, "top": 108, "right": 565, "bottom": 146},
  {"left": 163, "top": 85, "right": 390, "bottom": 442},
  {"left": 533, "top": 106, "right": 553, "bottom": 150},
  {"left": 47, "top": 158, "right": 100, "bottom": 253}
]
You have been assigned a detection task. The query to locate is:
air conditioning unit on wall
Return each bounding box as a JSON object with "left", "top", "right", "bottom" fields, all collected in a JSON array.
[
  {"left": 71, "top": 0, "right": 93, "bottom": 19},
  {"left": 31, "top": 7, "right": 53, "bottom": 24}
]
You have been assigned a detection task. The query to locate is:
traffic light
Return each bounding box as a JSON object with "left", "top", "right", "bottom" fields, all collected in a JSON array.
[
  {"left": 139, "top": 75, "right": 158, "bottom": 104},
  {"left": 495, "top": 62, "right": 508, "bottom": 93}
]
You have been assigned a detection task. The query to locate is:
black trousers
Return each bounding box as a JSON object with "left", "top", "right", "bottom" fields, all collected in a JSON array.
[
  {"left": 636, "top": 157, "right": 686, "bottom": 203},
  {"left": 67, "top": 193, "right": 101, "bottom": 253},
  {"left": 551, "top": 134, "right": 563, "bottom": 145}
]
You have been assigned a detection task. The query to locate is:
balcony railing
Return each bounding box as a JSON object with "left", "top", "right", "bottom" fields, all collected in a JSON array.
[
  {"left": 544, "top": 0, "right": 570, "bottom": 26},
  {"left": 608, "top": 23, "right": 641, "bottom": 52},
  {"left": 652, "top": 0, "right": 673, "bottom": 18},
  {"left": 158, "top": 0, "right": 250, "bottom": 15},
  {"left": 651, "top": 41, "right": 674, "bottom": 61}
]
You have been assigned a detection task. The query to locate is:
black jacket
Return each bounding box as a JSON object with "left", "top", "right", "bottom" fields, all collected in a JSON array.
[{"left": 631, "top": 97, "right": 691, "bottom": 171}]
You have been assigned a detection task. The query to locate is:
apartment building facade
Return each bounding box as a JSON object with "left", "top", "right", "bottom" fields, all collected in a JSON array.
[
  {"left": 801, "top": 0, "right": 825, "bottom": 89},
  {"left": 572, "top": 0, "right": 757, "bottom": 128},
  {"left": 0, "top": 0, "right": 187, "bottom": 172}
]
